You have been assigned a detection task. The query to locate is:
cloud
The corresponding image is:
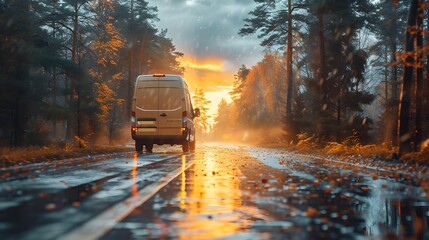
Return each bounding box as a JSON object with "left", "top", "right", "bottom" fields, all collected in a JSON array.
[
  {"left": 147, "top": 0, "right": 263, "bottom": 74},
  {"left": 181, "top": 59, "right": 223, "bottom": 72}
]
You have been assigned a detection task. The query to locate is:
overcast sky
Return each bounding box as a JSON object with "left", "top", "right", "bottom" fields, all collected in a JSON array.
[{"left": 146, "top": 0, "right": 263, "bottom": 73}]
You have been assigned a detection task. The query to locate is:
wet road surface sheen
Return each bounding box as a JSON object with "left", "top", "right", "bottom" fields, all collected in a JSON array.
[
  {"left": 0, "top": 150, "right": 190, "bottom": 240},
  {"left": 1, "top": 144, "right": 429, "bottom": 239},
  {"left": 101, "top": 144, "right": 429, "bottom": 239}
]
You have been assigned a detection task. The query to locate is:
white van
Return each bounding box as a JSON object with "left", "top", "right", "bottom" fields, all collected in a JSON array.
[{"left": 131, "top": 74, "right": 200, "bottom": 153}]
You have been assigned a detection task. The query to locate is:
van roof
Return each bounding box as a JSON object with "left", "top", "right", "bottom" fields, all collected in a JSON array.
[
  {"left": 136, "top": 74, "right": 189, "bottom": 88},
  {"left": 137, "top": 74, "right": 182, "bottom": 79}
]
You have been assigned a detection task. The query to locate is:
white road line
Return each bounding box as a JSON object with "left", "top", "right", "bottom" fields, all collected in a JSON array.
[{"left": 61, "top": 156, "right": 193, "bottom": 240}]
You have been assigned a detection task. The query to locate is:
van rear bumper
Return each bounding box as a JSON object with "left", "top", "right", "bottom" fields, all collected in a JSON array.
[{"left": 132, "top": 130, "right": 188, "bottom": 145}]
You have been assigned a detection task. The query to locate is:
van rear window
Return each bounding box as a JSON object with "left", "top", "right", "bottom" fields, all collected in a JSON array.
[
  {"left": 159, "top": 87, "right": 181, "bottom": 110},
  {"left": 136, "top": 81, "right": 158, "bottom": 110}
]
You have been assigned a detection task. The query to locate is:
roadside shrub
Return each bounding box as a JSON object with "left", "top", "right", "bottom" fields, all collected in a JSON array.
[
  {"left": 324, "top": 142, "right": 348, "bottom": 155},
  {"left": 296, "top": 133, "right": 323, "bottom": 152}
]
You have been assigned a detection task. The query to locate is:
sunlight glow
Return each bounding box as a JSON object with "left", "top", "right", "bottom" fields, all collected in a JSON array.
[
  {"left": 205, "top": 88, "right": 232, "bottom": 125},
  {"left": 181, "top": 59, "right": 223, "bottom": 72},
  {"left": 180, "top": 56, "right": 234, "bottom": 126}
]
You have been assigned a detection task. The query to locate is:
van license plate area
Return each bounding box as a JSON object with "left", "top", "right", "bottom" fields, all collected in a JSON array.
[
  {"left": 138, "top": 121, "right": 156, "bottom": 125},
  {"left": 137, "top": 128, "right": 157, "bottom": 133}
]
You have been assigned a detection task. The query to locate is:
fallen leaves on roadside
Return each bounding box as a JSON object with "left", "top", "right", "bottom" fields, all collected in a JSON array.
[
  {"left": 305, "top": 207, "right": 319, "bottom": 217},
  {"left": 38, "top": 193, "right": 49, "bottom": 198},
  {"left": 45, "top": 203, "right": 57, "bottom": 211},
  {"left": 131, "top": 207, "right": 142, "bottom": 214}
]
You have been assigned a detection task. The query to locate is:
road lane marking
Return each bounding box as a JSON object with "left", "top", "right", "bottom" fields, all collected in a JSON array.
[{"left": 61, "top": 155, "right": 193, "bottom": 240}]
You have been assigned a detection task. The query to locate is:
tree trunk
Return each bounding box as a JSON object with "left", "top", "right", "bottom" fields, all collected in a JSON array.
[
  {"left": 398, "top": 0, "right": 418, "bottom": 155},
  {"left": 318, "top": 11, "right": 327, "bottom": 113},
  {"left": 285, "top": 0, "right": 293, "bottom": 119},
  {"left": 415, "top": 3, "right": 423, "bottom": 150},
  {"left": 426, "top": 4, "right": 429, "bottom": 146},
  {"left": 66, "top": 0, "right": 79, "bottom": 143},
  {"left": 384, "top": 37, "right": 391, "bottom": 143},
  {"left": 127, "top": 0, "right": 134, "bottom": 121},
  {"left": 390, "top": 1, "right": 399, "bottom": 146}
]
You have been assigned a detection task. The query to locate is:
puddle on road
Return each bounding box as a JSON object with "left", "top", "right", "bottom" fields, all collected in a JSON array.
[
  {"left": 247, "top": 147, "right": 429, "bottom": 239},
  {"left": 357, "top": 178, "right": 429, "bottom": 238}
]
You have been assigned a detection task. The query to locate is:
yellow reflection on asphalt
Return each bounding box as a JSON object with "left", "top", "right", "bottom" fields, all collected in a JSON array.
[
  {"left": 176, "top": 148, "right": 242, "bottom": 239},
  {"left": 179, "top": 155, "right": 187, "bottom": 209},
  {"left": 132, "top": 152, "right": 138, "bottom": 198}
]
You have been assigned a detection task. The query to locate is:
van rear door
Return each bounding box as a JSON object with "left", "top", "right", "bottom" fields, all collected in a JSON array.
[
  {"left": 135, "top": 78, "right": 159, "bottom": 135},
  {"left": 158, "top": 80, "right": 183, "bottom": 136}
]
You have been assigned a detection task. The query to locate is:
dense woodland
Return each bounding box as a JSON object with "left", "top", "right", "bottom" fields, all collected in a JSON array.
[
  {"left": 213, "top": 0, "right": 429, "bottom": 155},
  {"left": 0, "top": 0, "right": 183, "bottom": 146}
]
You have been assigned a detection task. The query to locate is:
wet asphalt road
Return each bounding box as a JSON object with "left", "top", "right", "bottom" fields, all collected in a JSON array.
[{"left": 0, "top": 143, "right": 428, "bottom": 239}]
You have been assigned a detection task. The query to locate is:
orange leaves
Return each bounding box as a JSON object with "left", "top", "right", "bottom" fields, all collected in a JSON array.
[
  {"left": 324, "top": 188, "right": 333, "bottom": 194},
  {"left": 340, "top": 195, "right": 352, "bottom": 201},
  {"left": 305, "top": 207, "right": 320, "bottom": 217},
  {"left": 38, "top": 192, "right": 49, "bottom": 198},
  {"left": 312, "top": 179, "right": 321, "bottom": 187},
  {"left": 131, "top": 207, "right": 142, "bottom": 215}
]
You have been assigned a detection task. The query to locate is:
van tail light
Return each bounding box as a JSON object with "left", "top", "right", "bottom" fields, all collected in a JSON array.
[
  {"left": 182, "top": 111, "right": 187, "bottom": 130},
  {"left": 131, "top": 111, "right": 137, "bottom": 132},
  {"left": 153, "top": 74, "right": 165, "bottom": 77}
]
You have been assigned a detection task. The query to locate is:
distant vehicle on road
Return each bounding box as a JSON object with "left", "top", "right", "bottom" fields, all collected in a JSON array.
[{"left": 131, "top": 74, "right": 200, "bottom": 153}]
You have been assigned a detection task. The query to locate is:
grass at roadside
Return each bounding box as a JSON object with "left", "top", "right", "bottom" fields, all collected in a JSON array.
[
  {"left": 256, "top": 136, "right": 429, "bottom": 167},
  {"left": 0, "top": 145, "right": 133, "bottom": 167}
]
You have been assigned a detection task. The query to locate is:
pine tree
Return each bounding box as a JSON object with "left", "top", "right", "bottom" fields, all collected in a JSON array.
[
  {"left": 213, "top": 98, "right": 231, "bottom": 139},
  {"left": 372, "top": 0, "right": 407, "bottom": 145},
  {"left": 0, "top": 0, "right": 82, "bottom": 146},
  {"left": 192, "top": 89, "right": 211, "bottom": 137},
  {"left": 240, "top": 0, "right": 298, "bottom": 126}
]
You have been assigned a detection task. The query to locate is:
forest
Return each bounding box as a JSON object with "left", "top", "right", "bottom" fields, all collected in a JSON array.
[
  {"left": 1, "top": 0, "right": 429, "bottom": 158},
  {"left": 0, "top": 0, "right": 183, "bottom": 147},
  {"left": 212, "top": 0, "right": 429, "bottom": 156}
]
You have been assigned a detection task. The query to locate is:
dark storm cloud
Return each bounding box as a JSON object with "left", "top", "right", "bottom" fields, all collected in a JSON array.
[{"left": 147, "top": 0, "right": 263, "bottom": 71}]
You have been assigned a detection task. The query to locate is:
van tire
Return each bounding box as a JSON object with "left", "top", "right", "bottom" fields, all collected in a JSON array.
[
  {"left": 145, "top": 144, "right": 153, "bottom": 153},
  {"left": 190, "top": 139, "right": 195, "bottom": 151},
  {"left": 182, "top": 139, "right": 190, "bottom": 152},
  {"left": 135, "top": 141, "right": 143, "bottom": 153}
]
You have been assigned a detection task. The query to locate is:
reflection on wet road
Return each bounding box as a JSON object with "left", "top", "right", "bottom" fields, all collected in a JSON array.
[
  {"left": 102, "top": 144, "right": 429, "bottom": 239},
  {"left": 0, "top": 149, "right": 190, "bottom": 240},
  {"left": 1, "top": 144, "right": 429, "bottom": 239}
]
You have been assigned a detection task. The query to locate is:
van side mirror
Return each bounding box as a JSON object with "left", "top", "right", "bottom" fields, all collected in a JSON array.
[{"left": 194, "top": 108, "right": 201, "bottom": 118}]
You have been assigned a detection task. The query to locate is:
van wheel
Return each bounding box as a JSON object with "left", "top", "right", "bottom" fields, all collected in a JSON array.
[
  {"left": 145, "top": 144, "right": 153, "bottom": 153},
  {"left": 182, "top": 139, "right": 190, "bottom": 153},
  {"left": 135, "top": 141, "right": 143, "bottom": 153},
  {"left": 190, "top": 138, "right": 195, "bottom": 151}
]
